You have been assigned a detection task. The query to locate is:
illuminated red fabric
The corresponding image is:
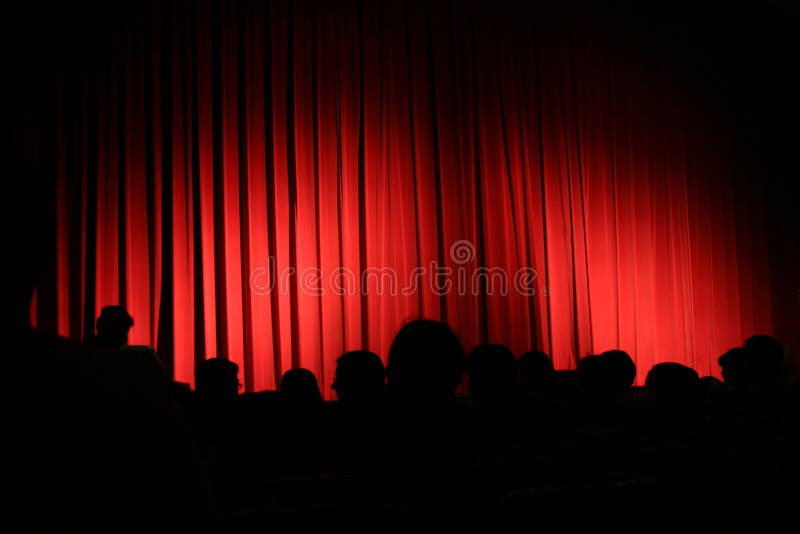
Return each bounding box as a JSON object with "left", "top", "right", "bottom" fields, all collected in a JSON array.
[{"left": 42, "top": 0, "right": 772, "bottom": 393}]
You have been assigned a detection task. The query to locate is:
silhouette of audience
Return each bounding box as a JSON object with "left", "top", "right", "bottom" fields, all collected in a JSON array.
[
  {"left": 8, "top": 288, "right": 796, "bottom": 531},
  {"left": 599, "top": 349, "right": 637, "bottom": 396},
  {"left": 5, "top": 160, "right": 206, "bottom": 530},
  {"left": 386, "top": 319, "right": 465, "bottom": 405},
  {"left": 332, "top": 350, "right": 385, "bottom": 405},
  {"left": 576, "top": 350, "right": 637, "bottom": 426},
  {"left": 646, "top": 362, "right": 700, "bottom": 394},
  {"left": 719, "top": 336, "right": 786, "bottom": 393},
  {"left": 196, "top": 357, "right": 241, "bottom": 403},
  {"left": 742, "top": 334, "right": 786, "bottom": 390},
  {"left": 84, "top": 305, "right": 165, "bottom": 373},
  {"left": 4, "top": 159, "right": 795, "bottom": 530},
  {"left": 645, "top": 362, "right": 700, "bottom": 413},
  {"left": 328, "top": 352, "right": 388, "bottom": 493},
  {"left": 89, "top": 305, "right": 134, "bottom": 349},
  {"left": 280, "top": 368, "right": 323, "bottom": 407},
  {"left": 719, "top": 347, "right": 748, "bottom": 387},
  {"left": 518, "top": 349, "right": 556, "bottom": 396},
  {"left": 466, "top": 344, "right": 517, "bottom": 405}
]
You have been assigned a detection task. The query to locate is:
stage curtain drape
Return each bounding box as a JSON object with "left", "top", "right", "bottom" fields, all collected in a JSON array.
[{"left": 40, "top": 0, "right": 773, "bottom": 393}]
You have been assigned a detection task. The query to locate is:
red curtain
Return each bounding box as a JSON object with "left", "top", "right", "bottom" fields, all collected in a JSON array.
[{"left": 43, "top": 0, "right": 773, "bottom": 394}]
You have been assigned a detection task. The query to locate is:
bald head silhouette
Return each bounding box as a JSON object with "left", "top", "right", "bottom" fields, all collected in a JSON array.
[{"left": 386, "top": 319, "right": 465, "bottom": 404}]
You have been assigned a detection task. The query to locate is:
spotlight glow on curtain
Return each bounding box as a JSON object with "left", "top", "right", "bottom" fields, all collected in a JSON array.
[{"left": 44, "top": 0, "right": 773, "bottom": 393}]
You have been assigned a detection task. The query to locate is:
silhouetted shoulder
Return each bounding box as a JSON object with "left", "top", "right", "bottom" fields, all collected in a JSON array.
[{"left": 3, "top": 329, "right": 200, "bottom": 529}]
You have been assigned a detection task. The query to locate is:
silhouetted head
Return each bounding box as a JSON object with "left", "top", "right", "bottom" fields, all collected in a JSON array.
[
  {"left": 580, "top": 351, "right": 636, "bottom": 400},
  {"left": 466, "top": 344, "right": 517, "bottom": 403},
  {"left": 518, "top": 350, "right": 555, "bottom": 394},
  {"left": 386, "top": 319, "right": 465, "bottom": 404},
  {"left": 195, "top": 357, "right": 240, "bottom": 402},
  {"left": 94, "top": 305, "right": 134, "bottom": 349},
  {"left": 599, "top": 350, "right": 637, "bottom": 394},
  {"left": 718, "top": 347, "right": 747, "bottom": 387},
  {"left": 645, "top": 362, "right": 699, "bottom": 406},
  {"left": 280, "top": 368, "right": 322, "bottom": 407},
  {"left": 743, "top": 335, "right": 786, "bottom": 389},
  {"left": 332, "top": 350, "right": 385, "bottom": 404}
]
